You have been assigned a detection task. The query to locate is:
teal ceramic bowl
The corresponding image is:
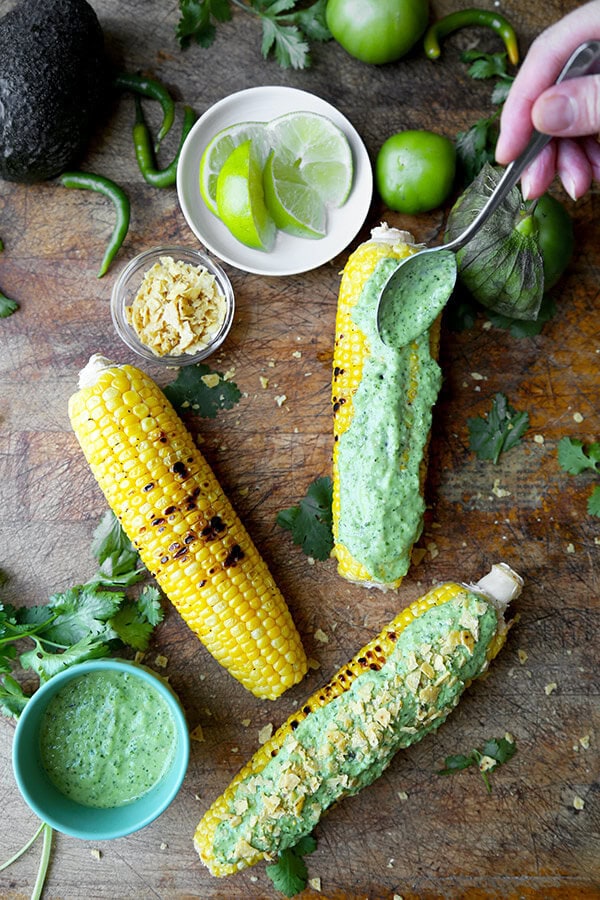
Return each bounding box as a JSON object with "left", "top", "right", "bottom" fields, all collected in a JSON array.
[{"left": 12, "top": 659, "right": 190, "bottom": 840}]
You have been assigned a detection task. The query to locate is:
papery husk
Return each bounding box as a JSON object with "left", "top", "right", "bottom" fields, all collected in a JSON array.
[{"left": 445, "top": 164, "right": 544, "bottom": 320}]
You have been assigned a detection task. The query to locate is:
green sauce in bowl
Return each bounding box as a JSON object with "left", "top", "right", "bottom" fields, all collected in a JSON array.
[{"left": 39, "top": 669, "right": 177, "bottom": 809}]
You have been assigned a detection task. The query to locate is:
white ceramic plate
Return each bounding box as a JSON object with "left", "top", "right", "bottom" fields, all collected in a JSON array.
[{"left": 176, "top": 85, "right": 373, "bottom": 277}]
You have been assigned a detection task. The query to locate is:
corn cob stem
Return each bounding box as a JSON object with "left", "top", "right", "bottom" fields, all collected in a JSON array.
[
  {"left": 69, "top": 355, "right": 308, "bottom": 700},
  {"left": 194, "top": 563, "right": 523, "bottom": 876},
  {"left": 332, "top": 224, "right": 442, "bottom": 590}
]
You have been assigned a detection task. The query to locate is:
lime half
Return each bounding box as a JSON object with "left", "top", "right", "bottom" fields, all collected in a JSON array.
[
  {"left": 200, "top": 121, "right": 268, "bottom": 216},
  {"left": 216, "top": 139, "right": 276, "bottom": 252},
  {"left": 263, "top": 151, "right": 327, "bottom": 239},
  {"left": 266, "top": 111, "right": 353, "bottom": 207}
]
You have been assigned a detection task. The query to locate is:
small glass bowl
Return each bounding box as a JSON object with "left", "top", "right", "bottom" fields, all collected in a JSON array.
[{"left": 111, "top": 245, "right": 235, "bottom": 366}]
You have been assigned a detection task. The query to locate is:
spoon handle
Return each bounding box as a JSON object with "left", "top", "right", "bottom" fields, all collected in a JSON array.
[{"left": 445, "top": 40, "right": 600, "bottom": 253}]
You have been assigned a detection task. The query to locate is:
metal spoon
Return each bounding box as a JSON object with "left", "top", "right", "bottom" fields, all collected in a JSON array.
[{"left": 376, "top": 39, "right": 600, "bottom": 348}]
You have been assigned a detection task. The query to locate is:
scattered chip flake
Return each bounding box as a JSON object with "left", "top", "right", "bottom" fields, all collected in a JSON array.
[
  {"left": 275, "top": 394, "right": 287, "bottom": 407},
  {"left": 573, "top": 795, "right": 585, "bottom": 810},
  {"left": 492, "top": 479, "right": 511, "bottom": 498},
  {"left": 545, "top": 682, "right": 558, "bottom": 695},
  {"left": 573, "top": 412, "right": 584, "bottom": 423},
  {"left": 258, "top": 723, "right": 273, "bottom": 744},
  {"left": 314, "top": 628, "right": 329, "bottom": 644},
  {"left": 518, "top": 649, "right": 528, "bottom": 665},
  {"left": 579, "top": 735, "right": 591, "bottom": 750},
  {"left": 155, "top": 654, "right": 168, "bottom": 668},
  {"left": 309, "top": 877, "right": 322, "bottom": 891},
  {"left": 125, "top": 255, "right": 227, "bottom": 357},
  {"left": 201, "top": 372, "right": 220, "bottom": 388},
  {"left": 190, "top": 724, "right": 205, "bottom": 742},
  {"left": 160, "top": 842, "right": 168, "bottom": 850},
  {"left": 90, "top": 849, "right": 102, "bottom": 860},
  {"left": 260, "top": 376, "right": 269, "bottom": 389},
  {"left": 292, "top": 350, "right": 302, "bottom": 358},
  {"left": 241, "top": 718, "right": 251, "bottom": 728},
  {"left": 471, "top": 372, "right": 485, "bottom": 381},
  {"left": 397, "top": 790, "right": 408, "bottom": 801},
  {"left": 534, "top": 434, "right": 545, "bottom": 444},
  {"left": 308, "top": 657, "right": 321, "bottom": 670},
  {"left": 566, "top": 543, "right": 575, "bottom": 554}
]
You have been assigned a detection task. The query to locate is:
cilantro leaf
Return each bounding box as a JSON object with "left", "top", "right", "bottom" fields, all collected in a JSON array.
[
  {"left": 0, "top": 673, "right": 29, "bottom": 718},
  {"left": 468, "top": 393, "right": 529, "bottom": 464},
  {"left": 28, "top": 585, "right": 122, "bottom": 646},
  {"left": 163, "top": 364, "right": 241, "bottom": 419},
  {"left": 0, "top": 292, "right": 18, "bottom": 318},
  {"left": 456, "top": 115, "right": 499, "bottom": 185},
  {"left": 588, "top": 485, "right": 600, "bottom": 517},
  {"left": 89, "top": 511, "right": 145, "bottom": 587},
  {"left": 136, "top": 585, "right": 165, "bottom": 627},
  {"left": 176, "top": 0, "right": 231, "bottom": 49},
  {"left": 277, "top": 476, "right": 333, "bottom": 561},
  {"left": 266, "top": 835, "right": 317, "bottom": 897},
  {"left": 261, "top": 18, "right": 309, "bottom": 69},
  {"left": 438, "top": 735, "right": 517, "bottom": 792},
  {"left": 109, "top": 590, "right": 164, "bottom": 651},
  {"left": 557, "top": 437, "right": 600, "bottom": 475},
  {"left": 20, "top": 635, "right": 110, "bottom": 683}
]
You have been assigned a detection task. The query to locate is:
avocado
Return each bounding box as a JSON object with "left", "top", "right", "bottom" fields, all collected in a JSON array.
[{"left": 0, "top": 0, "right": 107, "bottom": 183}]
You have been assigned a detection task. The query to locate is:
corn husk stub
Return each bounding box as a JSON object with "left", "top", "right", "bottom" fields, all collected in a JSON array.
[{"left": 445, "top": 163, "right": 544, "bottom": 320}]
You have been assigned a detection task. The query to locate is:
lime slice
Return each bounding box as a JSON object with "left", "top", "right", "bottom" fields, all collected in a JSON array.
[
  {"left": 263, "top": 151, "right": 327, "bottom": 239},
  {"left": 216, "top": 139, "right": 276, "bottom": 252},
  {"left": 199, "top": 121, "right": 268, "bottom": 216},
  {"left": 266, "top": 111, "right": 353, "bottom": 207}
]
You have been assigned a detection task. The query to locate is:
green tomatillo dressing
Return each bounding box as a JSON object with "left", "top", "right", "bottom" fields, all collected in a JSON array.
[
  {"left": 39, "top": 669, "right": 177, "bottom": 808},
  {"left": 210, "top": 589, "right": 499, "bottom": 867},
  {"left": 336, "top": 256, "right": 443, "bottom": 583}
]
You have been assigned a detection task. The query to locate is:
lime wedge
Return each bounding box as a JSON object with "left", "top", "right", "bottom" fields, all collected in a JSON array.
[
  {"left": 266, "top": 111, "right": 353, "bottom": 207},
  {"left": 199, "top": 121, "right": 268, "bottom": 216},
  {"left": 216, "top": 139, "right": 276, "bottom": 252},
  {"left": 263, "top": 151, "right": 327, "bottom": 239}
]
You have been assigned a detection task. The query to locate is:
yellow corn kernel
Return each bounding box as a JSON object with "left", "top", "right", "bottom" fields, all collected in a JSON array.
[
  {"left": 69, "top": 355, "right": 307, "bottom": 700},
  {"left": 332, "top": 224, "right": 441, "bottom": 590},
  {"left": 194, "top": 565, "right": 522, "bottom": 876}
]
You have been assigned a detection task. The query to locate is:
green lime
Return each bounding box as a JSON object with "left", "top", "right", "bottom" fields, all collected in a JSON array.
[
  {"left": 199, "top": 121, "right": 267, "bottom": 216},
  {"left": 263, "top": 151, "right": 327, "bottom": 239},
  {"left": 376, "top": 130, "right": 456, "bottom": 215},
  {"left": 266, "top": 111, "right": 353, "bottom": 207},
  {"left": 215, "top": 139, "right": 276, "bottom": 251}
]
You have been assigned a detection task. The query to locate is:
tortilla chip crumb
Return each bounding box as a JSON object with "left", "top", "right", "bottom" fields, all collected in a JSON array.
[
  {"left": 309, "top": 877, "right": 322, "bottom": 891},
  {"left": 125, "top": 256, "right": 227, "bottom": 357},
  {"left": 201, "top": 373, "right": 220, "bottom": 388},
  {"left": 190, "top": 724, "right": 205, "bottom": 742},
  {"left": 307, "top": 657, "right": 321, "bottom": 670},
  {"left": 258, "top": 723, "right": 273, "bottom": 744},
  {"left": 573, "top": 795, "right": 585, "bottom": 810},
  {"left": 545, "top": 682, "right": 558, "bottom": 695},
  {"left": 155, "top": 654, "right": 168, "bottom": 668},
  {"left": 314, "top": 628, "right": 329, "bottom": 644},
  {"left": 579, "top": 735, "right": 591, "bottom": 750},
  {"left": 90, "top": 849, "right": 102, "bottom": 860}
]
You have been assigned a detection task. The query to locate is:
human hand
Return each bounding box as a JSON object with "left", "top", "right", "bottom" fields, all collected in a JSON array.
[{"left": 495, "top": 0, "right": 600, "bottom": 199}]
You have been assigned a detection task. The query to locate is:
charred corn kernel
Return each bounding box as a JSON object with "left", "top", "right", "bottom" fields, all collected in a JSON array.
[
  {"left": 69, "top": 355, "right": 307, "bottom": 700},
  {"left": 332, "top": 223, "right": 442, "bottom": 591},
  {"left": 195, "top": 563, "right": 523, "bottom": 876}
]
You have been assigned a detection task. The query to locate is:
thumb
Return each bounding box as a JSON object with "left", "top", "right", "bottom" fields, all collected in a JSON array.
[{"left": 531, "top": 75, "right": 600, "bottom": 137}]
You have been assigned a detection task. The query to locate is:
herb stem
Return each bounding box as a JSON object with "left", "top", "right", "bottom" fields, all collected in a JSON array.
[
  {"left": 0, "top": 821, "right": 45, "bottom": 872},
  {"left": 31, "top": 824, "right": 53, "bottom": 900}
]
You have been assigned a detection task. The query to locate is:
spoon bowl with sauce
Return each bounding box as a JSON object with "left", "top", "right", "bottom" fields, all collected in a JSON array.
[
  {"left": 12, "top": 659, "right": 190, "bottom": 840},
  {"left": 376, "top": 40, "right": 600, "bottom": 348}
]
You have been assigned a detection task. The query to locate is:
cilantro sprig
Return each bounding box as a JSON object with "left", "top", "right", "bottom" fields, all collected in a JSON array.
[
  {"left": 468, "top": 393, "right": 529, "bottom": 464},
  {"left": 438, "top": 735, "right": 517, "bottom": 792},
  {"left": 0, "top": 511, "right": 164, "bottom": 719},
  {"left": 455, "top": 50, "right": 515, "bottom": 185},
  {"left": 266, "top": 835, "right": 317, "bottom": 897},
  {"left": 558, "top": 437, "right": 600, "bottom": 517},
  {"left": 176, "top": 0, "right": 331, "bottom": 69},
  {"left": 277, "top": 476, "right": 333, "bottom": 561}
]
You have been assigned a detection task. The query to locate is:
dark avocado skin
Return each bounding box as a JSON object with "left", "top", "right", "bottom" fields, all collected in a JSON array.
[{"left": 0, "top": 0, "right": 107, "bottom": 183}]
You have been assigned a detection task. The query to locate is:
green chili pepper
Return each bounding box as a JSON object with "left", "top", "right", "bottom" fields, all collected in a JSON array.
[
  {"left": 59, "top": 172, "right": 130, "bottom": 278},
  {"left": 424, "top": 8, "right": 519, "bottom": 66},
  {"left": 114, "top": 71, "right": 176, "bottom": 148},
  {"left": 132, "top": 97, "right": 197, "bottom": 188}
]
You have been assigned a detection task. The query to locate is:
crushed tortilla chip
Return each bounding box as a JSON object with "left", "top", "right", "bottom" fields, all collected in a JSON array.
[{"left": 126, "top": 256, "right": 227, "bottom": 357}]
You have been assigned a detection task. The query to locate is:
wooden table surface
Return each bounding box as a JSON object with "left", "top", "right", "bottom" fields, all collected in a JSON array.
[{"left": 1, "top": 0, "right": 599, "bottom": 897}]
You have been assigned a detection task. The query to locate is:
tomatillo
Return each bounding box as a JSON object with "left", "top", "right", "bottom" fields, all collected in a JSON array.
[
  {"left": 326, "top": 0, "right": 429, "bottom": 65},
  {"left": 376, "top": 129, "right": 456, "bottom": 214}
]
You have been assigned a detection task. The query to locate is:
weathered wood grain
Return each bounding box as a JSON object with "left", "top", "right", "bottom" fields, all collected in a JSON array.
[{"left": 1, "top": 0, "right": 598, "bottom": 897}]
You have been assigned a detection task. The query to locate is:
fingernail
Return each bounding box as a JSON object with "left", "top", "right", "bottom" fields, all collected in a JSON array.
[
  {"left": 521, "top": 172, "right": 533, "bottom": 200},
  {"left": 535, "top": 93, "right": 576, "bottom": 133},
  {"left": 562, "top": 172, "right": 578, "bottom": 201}
]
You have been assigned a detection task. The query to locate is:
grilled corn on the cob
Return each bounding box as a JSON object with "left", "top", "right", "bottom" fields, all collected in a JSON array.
[
  {"left": 69, "top": 354, "right": 308, "bottom": 700},
  {"left": 332, "top": 224, "right": 442, "bottom": 590},
  {"left": 194, "top": 563, "right": 523, "bottom": 876}
]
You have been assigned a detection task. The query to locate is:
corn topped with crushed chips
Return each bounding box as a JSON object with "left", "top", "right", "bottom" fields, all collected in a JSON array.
[{"left": 125, "top": 255, "right": 227, "bottom": 357}]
